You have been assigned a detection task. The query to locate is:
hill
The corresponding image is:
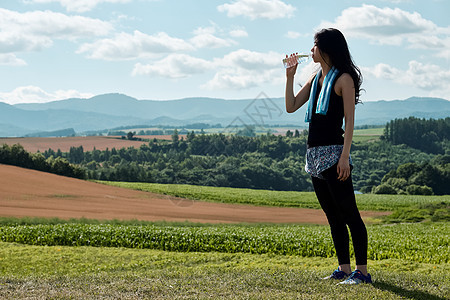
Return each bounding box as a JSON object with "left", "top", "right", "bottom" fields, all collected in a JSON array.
[
  {"left": 0, "top": 164, "right": 331, "bottom": 224},
  {"left": 0, "top": 94, "right": 448, "bottom": 136}
]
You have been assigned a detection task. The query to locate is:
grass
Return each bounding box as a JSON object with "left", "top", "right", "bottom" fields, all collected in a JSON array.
[
  {"left": 353, "top": 127, "right": 383, "bottom": 143},
  {"left": 97, "top": 180, "right": 450, "bottom": 212},
  {"left": 0, "top": 242, "right": 448, "bottom": 299},
  {"left": 354, "top": 127, "right": 384, "bottom": 135}
]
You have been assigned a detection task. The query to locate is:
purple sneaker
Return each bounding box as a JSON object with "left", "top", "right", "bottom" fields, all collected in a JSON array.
[
  {"left": 339, "top": 270, "right": 372, "bottom": 285},
  {"left": 322, "top": 268, "right": 349, "bottom": 280}
]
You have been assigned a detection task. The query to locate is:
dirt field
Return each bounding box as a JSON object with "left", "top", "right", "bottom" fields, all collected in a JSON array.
[
  {"left": 0, "top": 135, "right": 190, "bottom": 153},
  {"left": 0, "top": 164, "right": 387, "bottom": 224},
  {"left": 0, "top": 136, "right": 149, "bottom": 152}
]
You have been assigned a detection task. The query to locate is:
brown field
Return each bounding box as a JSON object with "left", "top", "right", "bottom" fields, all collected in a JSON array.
[
  {"left": 0, "top": 164, "right": 387, "bottom": 224},
  {"left": 0, "top": 136, "right": 149, "bottom": 152},
  {"left": 0, "top": 135, "right": 189, "bottom": 153}
]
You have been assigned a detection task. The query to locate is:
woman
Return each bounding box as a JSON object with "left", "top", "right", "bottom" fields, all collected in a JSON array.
[{"left": 285, "top": 28, "right": 372, "bottom": 285}]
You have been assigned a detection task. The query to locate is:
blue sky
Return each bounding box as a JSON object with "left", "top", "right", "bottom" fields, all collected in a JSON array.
[{"left": 0, "top": 0, "right": 449, "bottom": 104}]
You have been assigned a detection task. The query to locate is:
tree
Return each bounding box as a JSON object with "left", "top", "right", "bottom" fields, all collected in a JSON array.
[
  {"left": 372, "top": 184, "right": 397, "bottom": 194},
  {"left": 406, "top": 185, "right": 433, "bottom": 195},
  {"left": 286, "top": 130, "right": 293, "bottom": 137},
  {"left": 172, "top": 129, "right": 179, "bottom": 143}
]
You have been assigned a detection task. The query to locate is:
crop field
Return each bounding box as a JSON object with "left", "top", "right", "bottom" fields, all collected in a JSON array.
[
  {"left": 0, "top": 222, "right": 448, "bottom": 264},
  {"left": 99, "top": 181, "right": 450, "bottom": 212}
]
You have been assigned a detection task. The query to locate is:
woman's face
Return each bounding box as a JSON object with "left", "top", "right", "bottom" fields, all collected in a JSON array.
[
  {"left": 311, "top": 43, "right": 330, "bottom": 65},
  {"left": 311, "top": 44, "right": 321, "bottom": 63}
]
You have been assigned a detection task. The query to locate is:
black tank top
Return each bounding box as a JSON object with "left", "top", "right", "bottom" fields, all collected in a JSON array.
[{"left": 307, "top": 72, "right": 345, "bottom": 148}]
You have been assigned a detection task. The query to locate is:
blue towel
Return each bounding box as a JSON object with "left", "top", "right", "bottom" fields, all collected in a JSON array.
[{"left": 305, "top": 66, "right": 339, "bottom": 122}]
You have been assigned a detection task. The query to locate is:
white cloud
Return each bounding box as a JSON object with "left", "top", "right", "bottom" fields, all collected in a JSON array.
[
  {"left": 362, "top": 60, "right": 450, "bottom": 98},
  {"left": 203, "top": 68, "right": 281, "bottom": 90},
  {"left": 217, "top": 49, "right": 280, "bottom": 70},
  {"left": 284, "top": 31, "right": 301, "bottom": 39},
  {"left": 229, "top": 29, "right": 248, "bottom": 38},
  {"left": 217, "top": 0, "right": 295, "bottom": 20},
  {"left": 0, "top": 54, "right": 27, "bottom": 66},
  {"left": 204, "top": 49, "right": 283, "bottom": 90},
  {"left": 26, "top": 0, "right": 133, "bottom": 13},
  {"left": 0, "top": 86, "right": 94, "bottom": 104},
  {"left": 78, "top": 30, "right": 195, "bottom": 60},
  {"left": 132, "top": 54, "right": 211, "bottom": 79},
  {"left": 319, "top": 4, "right": 450, "bottom": 57},
  {"left": 132, "top": 49, "right": 285, "bottom": 90},
  {"left": 0, "top": 8, "right": 113, "bottom": 54},
  {"left": 190, "top": 26, "right": 235, "bottom": 49}
]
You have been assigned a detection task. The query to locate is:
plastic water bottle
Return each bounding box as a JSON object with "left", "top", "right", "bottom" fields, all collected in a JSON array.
[{"left": 283, "top": 53, "right": 311, "bottom": 68}]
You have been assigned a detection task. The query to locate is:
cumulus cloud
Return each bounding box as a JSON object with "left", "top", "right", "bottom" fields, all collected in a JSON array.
[
  {"left": 217, "top": 0, "right": 295, "bottom": 20},
  {"left": 132, "top": 49, "right": 284, "bottom": 90},
  {"left": 0, "top": 54, "right": 27, "bottom": 66},
  {"left": 319, "top": 4, "right": 450, "bottom": 57},
  {"left": 284, "top": 31, "right": 302, "bottom": 39},
  {"left": 0, "top": 8, "right": 113, "bottom": 55},
  {"left": 77, "top": 30, "right": 195, "bottom": 60},
  {"left": 0, "top": 86, "right": 94, "bottom": 104},
  {"left": 362, "top": 60, "right": 450, "bottom": 97},
  {"left": 26, "top": 0, "right": 133, "bottom": 13},
  {"left": 217, "top": 49, "right": 280, "bottom": 70},
  {"left": 190, "top": 26, "right": 235, "bottom": 49},
  {"left": 229, "top": 29, "right": 248, "bottom": 38},
  {"left": 132, "top": 54, "right": 211, "bottom": 79},
  {"left": 203, "top": 49, "right": 283, "bottom": 90}
]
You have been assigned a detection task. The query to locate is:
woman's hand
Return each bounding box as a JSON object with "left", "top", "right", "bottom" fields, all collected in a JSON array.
[
  {"left": 286, "top": 63, "right": 297, "bottom": 78},
  {"left": 337, "top": 155, "right": 351, "bottom": 181},
  {"left": 285, "top": 54, "right": 298, "bottom": 78}
]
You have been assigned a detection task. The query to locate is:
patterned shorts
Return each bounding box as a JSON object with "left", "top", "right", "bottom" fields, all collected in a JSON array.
[{"left": 305, "top": 145, "right": 352, "bottom": 179}]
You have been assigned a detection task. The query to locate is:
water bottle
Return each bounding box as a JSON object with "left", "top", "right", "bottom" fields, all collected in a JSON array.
[{"left": 283, "top": 53, "right": 311, "bottom": 68}]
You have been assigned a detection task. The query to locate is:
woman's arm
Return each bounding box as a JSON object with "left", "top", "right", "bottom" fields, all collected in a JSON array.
[
  {"left": 336, "top": 73, "right": 355, "bottom": 181},
  {"left": 285, "top": 65, "right": 313, "bottom": 113}
]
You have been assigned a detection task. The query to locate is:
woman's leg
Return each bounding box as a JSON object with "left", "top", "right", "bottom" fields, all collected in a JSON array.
[
  {"left": 312, "top": 176, "right": 351, "bottom": 269},
  {"left": 321, "top": 165, "right": 368, "bottom": 270}
]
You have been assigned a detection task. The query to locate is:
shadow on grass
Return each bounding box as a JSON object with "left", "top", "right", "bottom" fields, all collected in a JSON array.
[{"left": 373, "top": 281, "right": 447, "bottom": 300}]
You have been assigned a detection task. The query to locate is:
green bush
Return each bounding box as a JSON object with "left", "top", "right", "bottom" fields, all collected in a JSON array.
[
  {"left": 372, "top": 183, "right": 397, "bottom": 194},
  {"left": 406, "top": 184, "right": 433, "bottom": 195}
]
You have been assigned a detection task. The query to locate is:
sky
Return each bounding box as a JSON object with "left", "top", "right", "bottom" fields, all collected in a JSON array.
[{"left": 0, "top": 0, "right": 449, "bottom": 104}]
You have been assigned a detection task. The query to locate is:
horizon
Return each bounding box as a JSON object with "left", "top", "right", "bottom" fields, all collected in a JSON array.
[
  {"left": 0, "top": 1, "right": 449, "bottom": 104},
  {"left": 5, "top": 92, "right": 450, "bottom": 105}
]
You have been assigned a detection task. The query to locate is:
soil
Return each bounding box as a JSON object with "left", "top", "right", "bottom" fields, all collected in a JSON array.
[
  {"left": 0, "top": 164, "right": 387, "bottom": 224},
  {"left": 0, "top": 136, "right": 151, "bottom": 152}
]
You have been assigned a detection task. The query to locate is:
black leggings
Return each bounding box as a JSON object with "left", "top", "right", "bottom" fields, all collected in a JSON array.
[{"left": 311, "top": 164, "right": 368, "bottom": 265}]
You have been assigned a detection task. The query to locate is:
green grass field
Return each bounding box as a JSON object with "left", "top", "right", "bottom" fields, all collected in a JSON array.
[
  {"left": 353, "top": 127, "right": 383, "bottom": 143},
  {"left": 0, "top": 180, "right": 448, "bottom": 299},
  {"left": 98, "top": 181, "right": 450, "bottom": 212},
  {"left": 1, "top": 242, "right": 448, "bottom": 299}
]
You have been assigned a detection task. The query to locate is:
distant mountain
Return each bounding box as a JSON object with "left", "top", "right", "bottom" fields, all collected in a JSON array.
[{"left": 0, "top": 94, "right": 448, "bottom": 137}]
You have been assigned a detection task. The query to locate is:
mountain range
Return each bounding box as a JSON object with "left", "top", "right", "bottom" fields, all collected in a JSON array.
[{"left": 0, "top": 93, "right": 449, "bottom": 137}]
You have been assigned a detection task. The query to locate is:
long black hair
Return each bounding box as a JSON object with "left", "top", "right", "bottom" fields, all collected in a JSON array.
[{"left": 314, "top": 28, "right": 363, "bottom": 104}]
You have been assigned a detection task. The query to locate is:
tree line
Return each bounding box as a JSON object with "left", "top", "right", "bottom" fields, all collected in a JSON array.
[
  {"left": 1, "top": 116, "right": 448, "bottom": 194},
  {"left": 382, "top": 117, "right": 450, "bottom": 154},
  {"left": 41, "top": 129, "right": 445, "bottom": 194},
  {"left": 0, "top": 144, "right": 85, "bottom": 179}
]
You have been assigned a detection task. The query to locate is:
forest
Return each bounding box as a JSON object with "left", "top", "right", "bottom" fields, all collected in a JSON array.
[{"left": 1, "top": 117, "right": 449, "bottom": 195}]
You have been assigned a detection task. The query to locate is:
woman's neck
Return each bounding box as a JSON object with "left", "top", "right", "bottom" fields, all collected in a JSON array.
[{"left": 320, "top": 63, "right": 332, "bottom": 77}]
